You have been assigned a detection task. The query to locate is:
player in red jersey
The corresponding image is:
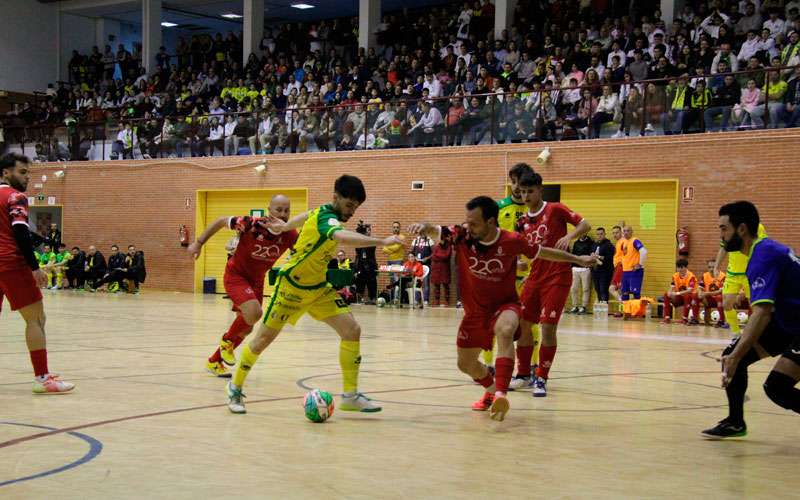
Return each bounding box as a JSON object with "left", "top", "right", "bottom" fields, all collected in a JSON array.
[
  {"left": 409, "top": 196, "right": 598, "bottom": 421},
  {"left": 515, "top": 170, "right": 592, "bottom": 397},
  {"left": 188, "top": 195, "right": 298, "bottom": 377},
  {"left": 0, "top": 154, "right": 74, "bottom": 394}
]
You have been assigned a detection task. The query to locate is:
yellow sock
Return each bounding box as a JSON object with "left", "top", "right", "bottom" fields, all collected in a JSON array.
[
  {"left": 531, "top": 324, "right": 541, "bottom": 366},
  {"left": 339, "top": 340, "right": 361, "bottom": 394},
  {"left": 233, "top": 344, "right": 260, "bottom": 387},
  {"left": 725, "top": 308, "right": 740, "bottom": 335}
]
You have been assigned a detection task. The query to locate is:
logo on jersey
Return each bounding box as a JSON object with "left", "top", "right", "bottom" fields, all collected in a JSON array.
[
  {"left": 328, "top": 218, "right": 340, "bottom": 227},
  {"left": 751, "top": 277, "right": 766, "bottom": 290},
  {"left": 468, "top": 256, "right": 504, "bottom": 278},
  {"left": 251, "top": 244, "right": 282, "bottom": 260}
]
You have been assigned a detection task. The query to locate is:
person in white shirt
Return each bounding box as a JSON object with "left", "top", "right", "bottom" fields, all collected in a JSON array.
[
  {"left": 422, "top": 73, "right": 443, "bottom": 98},
  {"left": 712, "top": 43, "right": 740, "bottom": 74},
  {"left": 590, "top": 85, "right": 619, "bottom": 139},
  {"left": 763, "top": 11, "right": 787, "bottom": 38},
  {"left": 223, "top": 115, "right": 237, "bottom": 156},
  {"left": 606, "top": 42, "right": 627, "bottom": 68},
  {"left": 409, "top": 101, "right": 443, "bottom": 147},
  {"left": 739, "top": 30, "right": 763, "bottom": 63},
  {"left": 114, "top": 122, "right": 137, "bottom": 159},
  {"left": 758, "top": 28, "right": 779, "bottom": 58},
  {"left": 208, "top": 117, "right": 224, "bottom": 156},
  {"left": 255, "top": 114, "right": 277, "bottom": 154}
]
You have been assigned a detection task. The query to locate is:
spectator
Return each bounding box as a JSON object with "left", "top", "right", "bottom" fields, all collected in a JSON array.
[
  {"left": 568, "top": 233, "right": 594, "bottom": 314},
  {"left": 399, "top": 252, "right": 424, "bottom": 307},
  {"left": 46, "top": 223, "right": 61, "bottom": 249},
  {"left": 752, "top": 70, "right": 788, "bottom": 127},
  {"left": 738, "top": 78, "right": 764, "bottom": 127},
  {"left": 592, "top": 227, "right": 616, "bottom": 304},
  {"left": 430, "top": 239, "right": 452, "bottom": 307},
  {"left": 705, "top": 74, "right": 742, "bottom": 131},
  {"left": 783, "top": 65, "right": 800, "bottom": 127},
  {"left": 590, "top": 84, "right": 619, "bottom": 138},
  {"left": 223, "top": 114, "right": 237, "bottom": 155},
  {"left": 410, "top": 231, "right": 434, "bottom": 304},
  {"left": 354, "top": 221, "right": 377, "bottom": 304},
  {"left": 661, "top": 258, "right": 700, "bottom": 325}
]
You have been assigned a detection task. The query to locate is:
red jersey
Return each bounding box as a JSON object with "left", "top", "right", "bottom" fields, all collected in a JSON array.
[
  {"left": 225, "top": 216, "right": 298, "bottom": 282},
  {"left": 0, "top": 184, "right": 30, "bottom": 272},
  {"left": 516, "top": 201, "right": 583, "bottom": 285},
  {"left": 442, "top": 225, "right": 540, "bottom": 316}
]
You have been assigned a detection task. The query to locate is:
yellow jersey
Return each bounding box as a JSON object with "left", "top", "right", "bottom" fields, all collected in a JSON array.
[
  {"left": 382, "top": 234, "right": 406, "bottom": 261},
  {"left": 725, "top": 223, "right": 767, "bottom": 275},
  {"left": 497, "top": 196, "right": 527, "bottom": 277},
  {"left": 280, "top": 204, "right": 344, "bottom": 289}
]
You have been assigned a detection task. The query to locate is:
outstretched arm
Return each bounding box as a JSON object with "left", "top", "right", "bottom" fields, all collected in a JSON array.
[
  {"left": 538, "top": 246, "right": 602, "bottom": 267},
  {"left": 187, "top": 216, "right": 230, "bottom": 259},
  {"left": 556, "top": 219, "right": 592, "bottom": 250},
  {"left": 407, "top": 222, "right": 442, "bottom": 241},
  {"left": 267, "top": 211, "right": 309, "bottom": 233},
  {"left": 333, "top": 230, "right": 402, "bottom": 249}
]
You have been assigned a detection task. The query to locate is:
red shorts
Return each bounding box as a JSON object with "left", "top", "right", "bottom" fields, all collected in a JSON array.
[
  {"left": 457, "top": 303, "right": 522, "bottom": 351},
  {"left": 520, "top": 278, "right": 571, "bottom": 324},
  {"left": 611, "top": 265, "right": 623, "bottom": 288},
  {"left": 0, "top": 267, "right": 43, "bottom": 312},
  {"left": 223, "top": 271, "right": 264, "bottom": 312}
]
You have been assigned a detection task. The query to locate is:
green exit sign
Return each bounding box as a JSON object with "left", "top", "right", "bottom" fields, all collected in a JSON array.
[{"left": 37, "top": 194, "right": 45, "bottom": 201}]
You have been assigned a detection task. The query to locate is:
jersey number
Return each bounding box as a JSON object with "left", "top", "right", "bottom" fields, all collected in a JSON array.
[{"left": 252, "top": 244, "right": 281, "bottom": 259}]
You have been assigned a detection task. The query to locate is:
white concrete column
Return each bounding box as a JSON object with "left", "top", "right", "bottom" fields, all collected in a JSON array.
[
  {"left": 494, "top": 0, "right": 516, "bottom": 40},
  {"left": 661, "top": 0, "right": 677, "bottom": 25},
  {"left": 142, "top": 0, "right": 162, "bottom": 74},
  {"left": 358, "top": 0, "right": 380, "bottom": 50},
  {"left": 243, "top": 0, "right": 264, "bottom": 61}
]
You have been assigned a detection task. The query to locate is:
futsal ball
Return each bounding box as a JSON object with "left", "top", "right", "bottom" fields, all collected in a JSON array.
[
  {"left": 711, "top": 310, "right": 721, "bottom": 323},
  {"left": 737, "top": 311, "right": 749, "bottom": 324},
  {"left": 376, "top": 297, "right": 386, "bottom": 308},
  {"left": 304, "top": 389, "right": 334, "bottom": 423},
  {"left": 699, "top": 309, "right": 706, "bottom": 322}
]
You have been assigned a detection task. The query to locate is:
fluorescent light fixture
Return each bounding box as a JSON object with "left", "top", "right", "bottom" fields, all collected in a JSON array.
[
  {"left": 161, "top": 21, "right": 178, "bottom": 27},
  {"left": 291, "top": 3, "right": 314, "bottom": 9},
  {"left": 221, "top": 13, "right": 243, "bottom": 18}
]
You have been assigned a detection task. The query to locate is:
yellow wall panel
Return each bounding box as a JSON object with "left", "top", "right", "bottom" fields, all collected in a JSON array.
[
  {"left": 559, "top": 180, "right": 678, "bottom": 298},
  {"left": 194, "top": 189, "right": 308, "bottom": 293}
]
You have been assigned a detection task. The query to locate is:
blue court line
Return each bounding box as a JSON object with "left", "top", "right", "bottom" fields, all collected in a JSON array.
[{"left": 0, "top": 422, "right": 103, "bottom": 488}]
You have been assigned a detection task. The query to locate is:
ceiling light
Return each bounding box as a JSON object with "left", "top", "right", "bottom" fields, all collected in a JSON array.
[
  {"left": 221, "top": 13, "right": 243, "bottom": 19},
  {"left": 161, "top": 21, "right": 178, "bottom": 27},
  {"left": 291, "top": 3, "right": 314, "bottom": 9}
]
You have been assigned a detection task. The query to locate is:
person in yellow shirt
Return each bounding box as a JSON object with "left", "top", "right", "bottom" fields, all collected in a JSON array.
[
  {"left": 714, "top": 222, "right": 767, "bottom": 334},
  {"left": 382, "top": 221, "right": 405, "bottom": 301}
]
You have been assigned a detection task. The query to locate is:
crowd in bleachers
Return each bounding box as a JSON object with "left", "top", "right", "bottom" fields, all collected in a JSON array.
[{"left": 2, "top": 0, "right": 800, "bottom": 159}]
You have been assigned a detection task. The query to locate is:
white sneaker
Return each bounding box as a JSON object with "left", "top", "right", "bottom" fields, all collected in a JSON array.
[
  {"left": 611, "top": 131, "right": 625, "bottom": 139},
  {"left": 32, "top": 374, "right": 75, "bottom": 394},
  {"left": 226, "top": 381, "right": 246, "bottom": 414},
  {"left": 645, "top": 123, "right": 655, "bottom": 133},
  {"left": 532, "top": 377, "right": 548, "bottom": 398},
  {"left": 50, "top": 285, "right": 59, "bottom": 290},
  {"left": 508, "top": 376, "right": 532, "bottom": 391},
  {"left": 340, "top": 392, "right": 382, "bottom": 412}
]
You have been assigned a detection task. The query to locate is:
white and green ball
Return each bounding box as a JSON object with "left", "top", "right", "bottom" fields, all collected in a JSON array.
[{"left": 304, "top": 389, "right": 335, "bottom": 423}]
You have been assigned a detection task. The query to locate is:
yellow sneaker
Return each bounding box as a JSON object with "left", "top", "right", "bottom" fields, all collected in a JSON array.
[
  {"left": 219, "top": 339, "right": 236, "bottom": 366},
  {"left": 206, "top": 361, "right": 231, "bottom": 378}
]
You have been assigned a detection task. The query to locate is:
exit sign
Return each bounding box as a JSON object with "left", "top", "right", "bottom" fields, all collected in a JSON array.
[{"left": 36, "top": 194, "right": 45, "bottom": 202}]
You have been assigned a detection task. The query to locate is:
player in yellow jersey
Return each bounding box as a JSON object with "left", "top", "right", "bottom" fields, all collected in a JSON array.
[
  {"left": 714, "top": 222, "right": 767, "bottom": 334},
  {"left": 495, "top": 163, "right": 543, "bottom": 390},
  {"left": 225, "top": 175, "right": 402, "bottom": 414}
]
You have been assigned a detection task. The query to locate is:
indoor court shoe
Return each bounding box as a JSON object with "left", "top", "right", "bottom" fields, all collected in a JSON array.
[
  {"left": 471, "top": 392, "right": 494, "bottom": 411},
  {"left": 567, "top": 307, "right": 579, "bottom": 314},
  {"left": 219, "top": 339, "right": 236, "bottom": 366},
  {"left": 532, "top": 377, "right": 548, "bottom": 397},
  {"left": 701, "top": 419, "right": 747, "bottom": 439},
  {"left": 577, "top": 307, "right": 587, "bottom": 315},
  {"left": 340, "top": 392, "right": 382, "bottom": 412},
  {"left": 508, "top": 375, "right": 532, "bottom": 391},
  {"left": 660, "top": 318, "right": 672, "bottom": 324},
  {"left": 32, "top": 374, "right": 75, "bottom": 394},
  {"left": 226, "top": 382, "right": 247, "bottom": 414},
  {"left": 489, "top": 395, "right": 510, "bottom": 421},
  {"left": 206, "top": 361, "right": 231, "bottom": 378}
]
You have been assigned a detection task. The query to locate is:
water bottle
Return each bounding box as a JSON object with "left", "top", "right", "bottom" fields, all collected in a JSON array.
[{"left": 645, "top": 302, "right": 653, "bottom": 321}]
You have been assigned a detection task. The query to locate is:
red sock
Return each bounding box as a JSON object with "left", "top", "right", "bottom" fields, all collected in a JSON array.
[
  {"left": 209, "top": 316, "right": 252, "bottom": 363},
  {"left": 473, "top": 373, "right": 494, "bottom": 389},
  {"left": 516, "top": 345, "right": 534, "bottom": 376},
  {"left": 495, "top": 357, "right": 514, "bottom": 393},
  {"left": 535, "top": 345, "right": 557, "bottom": 379},
  {"left": 30, "top": 349, "right": 48, "bottom": 377}
]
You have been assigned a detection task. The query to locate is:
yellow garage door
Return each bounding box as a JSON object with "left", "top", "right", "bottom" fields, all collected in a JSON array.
[
  {"left": 559, "top": 180, "right": 678, "bottom": 299},
  {"left": 194, "top": 188, "right": 308, "bottom": 294}
]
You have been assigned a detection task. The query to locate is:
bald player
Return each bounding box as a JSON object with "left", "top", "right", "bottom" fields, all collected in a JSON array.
[{"left": 188, "top": 195, "right": 299, "bottom": 377}]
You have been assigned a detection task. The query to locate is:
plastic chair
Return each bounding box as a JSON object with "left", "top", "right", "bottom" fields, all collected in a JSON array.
[{"left": 406, "top": 265, "right": 430, "bottom": 308}]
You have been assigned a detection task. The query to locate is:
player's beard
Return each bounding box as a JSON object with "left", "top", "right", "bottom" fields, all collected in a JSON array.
[
  {"left": 7, "top": 175, "right": 27, "bottom": 192},
  {"left": 723, "top": 233, "right": 744, "bottom": 252}
]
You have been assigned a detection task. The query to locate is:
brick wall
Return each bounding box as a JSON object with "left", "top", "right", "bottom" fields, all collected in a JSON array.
[{"left": 29, "top": 129, "right": 800, "bottom": 293}]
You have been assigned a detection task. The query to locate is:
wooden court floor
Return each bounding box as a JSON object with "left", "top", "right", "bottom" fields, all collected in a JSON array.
[{"left": 2, "top": 291, "right": 798, "bottom": 499}]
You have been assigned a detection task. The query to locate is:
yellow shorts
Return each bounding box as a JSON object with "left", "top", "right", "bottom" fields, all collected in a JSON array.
[
  {"left": 723, "top": 274, "right": 750, "bottom": 298},
  {"left": 262, "top": 276, "right": 350, "bottom": 330},
  {"left": 516, "top": 275, "right": 526, "bottom": 295}
]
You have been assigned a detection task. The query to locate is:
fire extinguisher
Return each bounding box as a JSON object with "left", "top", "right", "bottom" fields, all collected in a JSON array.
[
  {"left": 179, "top": 225, "right": 190, "bottom": 247},
  {"left": 676, "top": 226, "right": 690, "bottom": 256}
]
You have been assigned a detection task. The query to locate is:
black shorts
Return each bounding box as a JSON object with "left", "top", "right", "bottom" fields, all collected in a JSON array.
[{"left": 732, "top": 317, "right": 800, "bottom": 365}]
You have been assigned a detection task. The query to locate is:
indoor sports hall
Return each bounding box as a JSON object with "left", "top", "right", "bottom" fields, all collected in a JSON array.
[{"left": 2, "top": 0, "right": 800, "bottom": 498}]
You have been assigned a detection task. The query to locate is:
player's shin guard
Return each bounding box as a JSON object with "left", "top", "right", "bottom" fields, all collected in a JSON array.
[
  {"left": 536, "top": 345, "right": 557, "bottom": 379},
  {"left": 763, "top": 372, "right": 800, "bottom": 413},
  {"left": 339, "top": 340, "right": 361, "bottom": 394},
  {"left": 232, "top": 344, "right": 259, "bottom": 387},
  {"left": 494, "top": 357, "right": 514, "bottom": 395},
  {"left": 725, "top": 309, "right": 741, "bottom": 334}
]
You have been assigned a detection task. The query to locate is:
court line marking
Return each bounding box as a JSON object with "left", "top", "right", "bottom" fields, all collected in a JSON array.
[{"left": 0, "top": 422, "right": 103, "bottom": 488}]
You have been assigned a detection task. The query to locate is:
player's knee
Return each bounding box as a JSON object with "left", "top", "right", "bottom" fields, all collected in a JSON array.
[
  {"left": 243, "top": 308, "right": 262, "bottom": 326},
  {"left": 456, "top": 356, "right": 475, "bottom": 375},
  {"left": 494, "top": 322, "right": 515, "bottom": 341},
  {"left": 763, "top": 371, "right": 799, "bottom": 410},
  {"left": 344, "top": 322, "right": 361, "bottom": 341}
]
